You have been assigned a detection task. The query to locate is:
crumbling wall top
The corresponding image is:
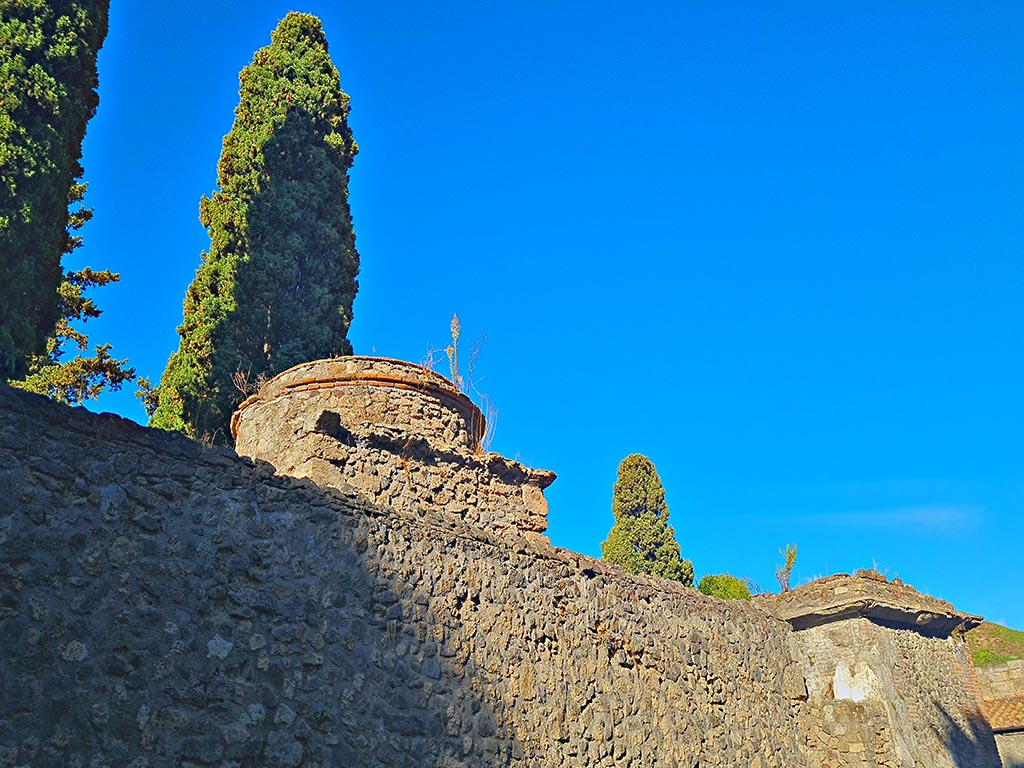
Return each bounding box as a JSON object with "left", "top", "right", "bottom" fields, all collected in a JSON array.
[
  {"left": 230, "top": 356, "right": 554, "bottom": 540},
  {"left": 755, "top": 571, "right": 983, "bottom": 637}
]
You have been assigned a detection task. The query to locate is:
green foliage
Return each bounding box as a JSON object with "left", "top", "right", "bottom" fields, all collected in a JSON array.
[
  {"left": 697, "top": 574, "right": 752, "bottom": 601},
  {"left": 973, "top": 649, "right": 1012, "bottom": 667},
  {"left": 601, "top": 454, "right": 694, "bottom": 586},
  {"left": 10, "top": 264, "right": 134, "bottom": 403},
  {"left": 966, "top": 621, "right": 1024, "bottom": 668},
  {"left": 776, "top": 543, "right": 797, "bottom": 592},
  {"left": 149, "top": 12, "right": 360, "bottom": 443},
  {"left": 0, "top": 0, "right": 109, "bottom": 379},
  {"left": 135, "top": 375, "right": 159, "bottom": 417}
]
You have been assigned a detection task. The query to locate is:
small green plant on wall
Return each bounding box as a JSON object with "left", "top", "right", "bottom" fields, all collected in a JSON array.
[
  {"left": 698, "top": 574, "right": 752, "bottom": 600},
  {"left": 776, "top": 543, "right": 798, "bottom": 592}
]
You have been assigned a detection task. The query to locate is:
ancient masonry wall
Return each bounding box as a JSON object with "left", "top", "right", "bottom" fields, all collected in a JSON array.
[
  {"left": 1, "top": 386, "right": 813, "bottom": 768},
  {"left": 992, "top": 731, "right": 1024, "bottom": 768},
  {"left": 978, "top": 660, "right": 1024, "bottom": 700},
  {"left": 787, "top": 619, "right": 998, "bottom": 768},
  {"left": 756, "top": 572, "right": 999, "bottom": 768},
  {"left": 976, "top": 660, "right": 1024, "bottom": 768},
  {"left": 231, "top": 358, "right": 553, "bottom": 541},
  {"left": 0, "top": 374, "right": 1002, "bottom": 768}
]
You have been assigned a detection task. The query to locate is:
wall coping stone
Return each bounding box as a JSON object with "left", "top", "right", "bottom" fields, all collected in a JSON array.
[{"left": 754, "top": 571, "right": 983, "bottom": 637}]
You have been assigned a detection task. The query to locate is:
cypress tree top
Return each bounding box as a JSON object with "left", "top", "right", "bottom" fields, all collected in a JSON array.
[
  {"left": 601, "top": 454, "right": 694, "bottom": 586},
  {"left": 150, "top": 12, "right": 360, "bottom": 443}
]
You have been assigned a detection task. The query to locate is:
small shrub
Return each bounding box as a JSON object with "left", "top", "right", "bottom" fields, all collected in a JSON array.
[
  {"left": 776, "top": 543, "right": 797, "bottom": 592},
  {"left": 697, "top": 574, "right": 752, "bottom": 601},
  {"left": 973, "top": 649, "right": 1012, "bottom": 667}
]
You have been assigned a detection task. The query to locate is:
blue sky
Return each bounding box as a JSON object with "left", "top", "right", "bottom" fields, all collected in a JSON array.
[{"left": 75, "top": 2, "right": 1022, "bottom": 626}]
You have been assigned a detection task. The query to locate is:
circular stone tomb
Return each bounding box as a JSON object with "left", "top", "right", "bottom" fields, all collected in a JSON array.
[{"left": 231, "top": 356, "right": 486, "bottom": 455}]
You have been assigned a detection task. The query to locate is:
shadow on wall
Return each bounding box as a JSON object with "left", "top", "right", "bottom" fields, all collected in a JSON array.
[
  {"left": 937, "top": 704, "right": 1003, "bottom": 768},
  {"left": 0, "top": 388, "right": 516, "bottom": 765}
]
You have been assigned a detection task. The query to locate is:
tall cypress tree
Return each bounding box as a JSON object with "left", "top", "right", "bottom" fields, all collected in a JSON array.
[
  {"left": 0, "top": 0, "right": 110, "bottom": 379},
  {"left": 149, "top": 12, "right": 360, "bottom": 443},
  {"left": 601, "top": 454, "right": 694, "bottom": 586}
]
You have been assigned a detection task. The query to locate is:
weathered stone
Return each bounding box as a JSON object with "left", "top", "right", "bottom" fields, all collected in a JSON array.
[
  {"left": 781, "top": 663, "right": 808, "bottom": 701},
  {"left": 61, "top": 641, "right": 88, "bottom": 662},
  {"left": 232, "top": 357, "right": 556, "bottom": 540},
  {"left": 756, "top": 571, "right": 982, "bottom": 636},
  {"left": 976, "top": 660, "right": 1024, "bottom": 767},
  {"left": 206, "top": 635, "right": 233, "bottom": 660},
  {"left": 246, "top": 703, "right": 266, "bottom": 725},
  {"left": 273, "top": 704, "right": 296, "bottom": 727},
  {"left": 760, "top": 575, "right": 999, "bottom": 768},
  {"left": 181, "top": 733, "right": 224, "bottom": 764},
  {"left": 264, "top": 731, "right": 303, "bottom": 768}
]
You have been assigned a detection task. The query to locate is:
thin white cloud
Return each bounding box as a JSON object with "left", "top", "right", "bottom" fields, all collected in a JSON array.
[{"left": 814, "top": 505, "right": 983, "bottom": 534}]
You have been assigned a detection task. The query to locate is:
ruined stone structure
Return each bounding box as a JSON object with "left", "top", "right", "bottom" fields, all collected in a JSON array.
[
  {"left": 757, "top": 572, "right": 999, "bottom": 768},
  {"left": 977, "top": 660, "right": 1024, "bottom": 767},
  {"left": 0, "top": 359, "right": 1005, "bottom": 767},
  {"left": 231, "top": 357, "right": 554, "bottom": 542}
]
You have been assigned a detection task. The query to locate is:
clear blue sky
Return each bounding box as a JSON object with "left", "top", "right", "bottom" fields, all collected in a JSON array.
[{"left": 76, "top": 2, "right": 1022, "bottom": 626}]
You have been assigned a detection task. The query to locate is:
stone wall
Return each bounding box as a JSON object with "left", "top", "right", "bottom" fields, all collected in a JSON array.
[
  {"left": 0, "top": 384, "right": 1002, "bottom": 768},
  {"left": 232, "top": 358, "right": 487, "bottom": 452},
  {"left": 1, "top": 386, "right": 813, "bottom": 767},
  {"left": 978, "top": 661, "right": 1024, "bottom": 700},
  {"left": 757, "top": 573, "right": 1000, "bottom": 768},
  {"left": 993, "top": 733, "right": 1024, "bottom": 768},
  {"left": 786, "top": 619, "right": 998, "bottom": 768}
]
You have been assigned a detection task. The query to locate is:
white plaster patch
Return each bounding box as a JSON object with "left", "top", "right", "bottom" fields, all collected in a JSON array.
[{"left": 833, "top": 662, "right": 880, "bottom": 702}]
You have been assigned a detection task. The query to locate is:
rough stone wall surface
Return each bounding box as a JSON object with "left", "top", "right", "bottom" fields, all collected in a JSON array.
[
  {"left": 994, "top": 732, "right": 1024, "bottom": 768},
  {"left": 788, "top": 618, "right": 999, "bottom": 768},
  {"left": 0, "top": 388, "right": 814, "bottom": 768},
  {"left": 791, "top": 620, "right": 902, "bottom": 768},
  {"left": 889, "top": 627, "right": 1001, "bottom": 767},
  {"left": 233, "top": 376, "right": 553, "bottom": 539},
  {"left": 978, "top": 661, "right": 1024, "bottom": 700}
]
